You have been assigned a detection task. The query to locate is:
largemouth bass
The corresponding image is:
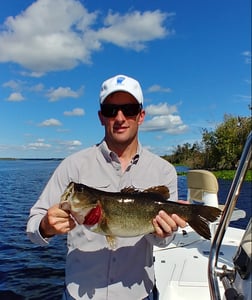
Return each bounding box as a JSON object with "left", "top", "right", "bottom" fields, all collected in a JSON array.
[{"left": 60, "top": 182, "right": 221, "bottom": 247}]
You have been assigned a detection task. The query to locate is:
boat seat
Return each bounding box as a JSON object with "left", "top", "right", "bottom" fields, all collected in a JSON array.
[
  {"left": 187, "top": 169, "right": 246, "bottom": 222},
  {"left": 187, "top": 169, "right": 219, "bottom": 208}
]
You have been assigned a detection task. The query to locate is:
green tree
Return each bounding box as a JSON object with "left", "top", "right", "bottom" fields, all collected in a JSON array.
[
  {"left": 201, "top": 114, "right": 251, "bottom": 169},
  {"left": 165, "top": 141, "right": 204, "bottom": 168},
  {"left": 165, "top": 114, "right": 251, "bottom": 170}
]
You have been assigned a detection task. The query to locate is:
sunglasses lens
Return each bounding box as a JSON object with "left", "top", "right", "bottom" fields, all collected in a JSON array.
[
  {"left": 100, "top": 105, "right": 116, "bottom": 117},
  {"left": 101, "top": 104, "right": 141, "bottom": 117}
]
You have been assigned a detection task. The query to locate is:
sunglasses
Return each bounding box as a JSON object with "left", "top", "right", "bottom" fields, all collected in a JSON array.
[{"left": 100, "top": 103, "right": 142, "bottom": 118}]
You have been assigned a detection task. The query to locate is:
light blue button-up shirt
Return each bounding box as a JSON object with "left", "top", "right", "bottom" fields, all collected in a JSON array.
[{"left": 27, "top": 141, "right": 178, "bottom": 299}]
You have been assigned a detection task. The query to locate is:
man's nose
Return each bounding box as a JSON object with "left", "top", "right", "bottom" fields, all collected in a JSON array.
[{"left": 115, "top": 109, "right": 126, "bottom": 120}]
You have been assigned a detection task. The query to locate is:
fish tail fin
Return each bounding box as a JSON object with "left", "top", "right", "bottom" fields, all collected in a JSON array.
[
  {"left": 188, "top": 205, "right": 221, "bottom": 240},
  {"left": 188, "top": 216, "right": 212, "bottom": 240}
]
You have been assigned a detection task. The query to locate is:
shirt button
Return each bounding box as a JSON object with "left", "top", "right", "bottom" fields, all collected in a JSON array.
[{"left": 112, "top": 257, "right": 116, "bottom": 262}]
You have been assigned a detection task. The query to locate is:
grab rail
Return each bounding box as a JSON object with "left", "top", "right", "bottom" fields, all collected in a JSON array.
[{"left": 208, "top": 131, "right": 252, "bottom": 300}]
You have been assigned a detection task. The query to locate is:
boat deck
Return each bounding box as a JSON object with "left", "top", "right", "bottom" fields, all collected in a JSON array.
[{"left": 154, "top": 225, "right": 244, "bottom": 300}]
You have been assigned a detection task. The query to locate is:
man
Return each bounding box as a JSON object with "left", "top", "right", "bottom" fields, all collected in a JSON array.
[{"left": 27, "top": 74, "right": 186, "bottom": 300}]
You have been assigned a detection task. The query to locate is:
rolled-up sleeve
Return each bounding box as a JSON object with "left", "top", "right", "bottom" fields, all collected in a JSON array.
[
  {"left": 26, "top": 213, "right": 50, "bottom": 246},
  {"left": 26, "top": 157, "right": 75, "bottom": 245}
]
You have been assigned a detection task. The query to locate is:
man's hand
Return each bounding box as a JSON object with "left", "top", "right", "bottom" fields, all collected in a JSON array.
[
  {"left": 39, "top": 204, "right": 76, "bottom": 238},
  {"left": 153, "top": 210, "right": 187, "bottom": 238}
]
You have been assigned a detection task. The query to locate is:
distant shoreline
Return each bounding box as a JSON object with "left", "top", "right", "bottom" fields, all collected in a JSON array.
[
  {"left": 0, "top": 158, "right": 63, "bottom": 161},
  {"left": 1, "top": 158, "right": 251, "bottom": 181}
]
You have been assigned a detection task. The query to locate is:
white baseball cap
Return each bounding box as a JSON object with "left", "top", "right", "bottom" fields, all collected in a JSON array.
[{"left": 99, "top": 75, "right": 143, "bottom": 105}]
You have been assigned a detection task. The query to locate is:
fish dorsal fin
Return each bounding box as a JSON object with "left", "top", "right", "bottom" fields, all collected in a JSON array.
[
  {"left": 121, "top": 187, "right": 140, "bottom": 193},
  {"left": 121, "top": 185, "right": 170, "bottom": 199},
  {"left": 143, "top": 185, "right": 170, "bottom": 199}
]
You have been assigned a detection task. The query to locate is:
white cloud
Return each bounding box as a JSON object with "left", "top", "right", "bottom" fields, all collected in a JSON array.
[
  {"left": 62, "top": 140, "right": 82, "bottom": 146},
  {"left": 7, "top": 92, "right": 25, "bottom": 102},
  {"left": 3, "top": 79, "right": 45, "bottom": 94},
  {"left": 143, "top": 144, "right": 174, "bottom": 156},
  {"left": 26, "top": 142, "right": 51, "bottom": 150},
  {"left": 96, "top": 10, "right": 173, "bottom": 50},
  {"left": 47, "top": 86, "right": 82, "bottom": 101},
  {"left": 20, "top": 71, "right": 45, "bottom": 77},
  {"left": 59, "top": 139, "right": 82, "bottom": 151},
  {"left": 147, "top": 84, "right": 172, "bottom": 93},
  {"left": 0, "top": 0, "right": 173, "bottom": 73},
  {"left": 39, "top": 118, "right": 62, "bottom": 127},
  {"left": 64, "top": 108, "right": 85, "bottom": 116},
  {"left": 29, "top": 83, "right": 45, "bottom": 92},
  {"left": 37, "top": 138, "right": 45, "bottom": 142},
  {"left": 3, "top": 79, "right": 23, "bottom": 90},
  {"left": 0, "top": 0, "right": 98, "bottom": 73},
  {"left": 141, "top": 115, "right": 188, "bottom": 134},
  {"left": 141, "top": 102, "right": 188, "bottom": 134},
  {"left": 145, "top": 103, "right": 177, "bottom": 115},
  {"left": 242, "top": 51, "right": 251, "bottom": 64}
]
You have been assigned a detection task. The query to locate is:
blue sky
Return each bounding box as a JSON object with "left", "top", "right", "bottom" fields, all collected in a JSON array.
[{"left": 0, "top": 0, "right": 251, "bottom": 158}]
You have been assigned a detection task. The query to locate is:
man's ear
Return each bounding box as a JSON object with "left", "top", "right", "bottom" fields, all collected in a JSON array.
[
  {"left": 98, "top": 111, "right": 105, "bottom": 126},
  {"left": 138, "top": 109, "right": 145, "bottom": 125}
]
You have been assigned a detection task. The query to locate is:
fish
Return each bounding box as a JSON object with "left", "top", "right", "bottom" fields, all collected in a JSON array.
[{"left": 60, "top": 182, "right": 221, "bottom": 248}]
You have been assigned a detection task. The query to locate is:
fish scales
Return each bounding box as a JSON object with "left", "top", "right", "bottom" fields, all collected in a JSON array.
[
  {"left": 98, "top": 194, "right": 166, "bottom": 236},
  {"left": 60, "top": 182, "right": 222, "bottom": 246},
  {"left": 98, "top": 194, "right": 198, "bottom": 237}
]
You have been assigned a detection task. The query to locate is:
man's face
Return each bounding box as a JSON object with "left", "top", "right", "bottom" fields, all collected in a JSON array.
[{"left": 98, "top": 91, "right": 145, "bottom": 147}]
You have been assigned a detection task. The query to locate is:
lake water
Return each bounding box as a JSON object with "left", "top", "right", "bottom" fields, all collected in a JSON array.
[{"left": 0, "top": 160, "right": 251, "bottom": 299}]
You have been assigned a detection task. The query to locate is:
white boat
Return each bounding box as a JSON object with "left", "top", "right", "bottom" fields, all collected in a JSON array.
[{"left": 154, "top": 131, "right": 252, "bottom": 300}]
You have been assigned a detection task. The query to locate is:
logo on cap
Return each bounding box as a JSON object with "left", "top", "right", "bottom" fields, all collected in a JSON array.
[{"left": 116, "top": 76, "right": 125, "bottom": 85}]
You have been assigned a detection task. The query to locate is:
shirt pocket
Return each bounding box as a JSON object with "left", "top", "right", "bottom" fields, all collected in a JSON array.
[{"left": 78, "top": 177, "right": 111, "bottom": 190}]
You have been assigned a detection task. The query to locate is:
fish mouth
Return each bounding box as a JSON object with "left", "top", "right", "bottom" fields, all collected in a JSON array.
[
  {"left": 70, "top": 207, "right": 94, "bottom": 225},
  {"left": 70, "top": 205, "right": 102, "bottom": 226}
]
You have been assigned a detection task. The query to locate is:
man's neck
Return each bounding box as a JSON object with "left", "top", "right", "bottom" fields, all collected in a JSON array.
[{"left": 105, "top": 139, "right": 138, "bottom": 172}]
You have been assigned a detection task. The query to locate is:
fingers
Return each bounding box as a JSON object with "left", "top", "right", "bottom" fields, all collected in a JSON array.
[
  {"left": 171, "top": 213, "right": 187, "bottom": 228},
  {"left": 177, "top": 199, "right": 189, "bottom": 204},
  {"left": 52, "top": 215, "right": 76, "bottom": 234},
  {"left": 153, "top": 210, "right": 186, "bottom": 238},
  {"left": 40, "top": 205, "right": 76, "bottom": 238},
  {"left": 157, "top": 211, "right": 178, "bottom": 232}
]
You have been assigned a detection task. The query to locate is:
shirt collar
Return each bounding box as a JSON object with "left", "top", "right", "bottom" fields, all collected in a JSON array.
[{"left": 98, "top": 139, "right": 141, "bottom": 164}]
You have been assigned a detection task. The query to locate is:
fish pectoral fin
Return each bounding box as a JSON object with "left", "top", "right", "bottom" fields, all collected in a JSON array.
[{"left": 106, "top": 235, "right": 117, "bottom": 250}]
